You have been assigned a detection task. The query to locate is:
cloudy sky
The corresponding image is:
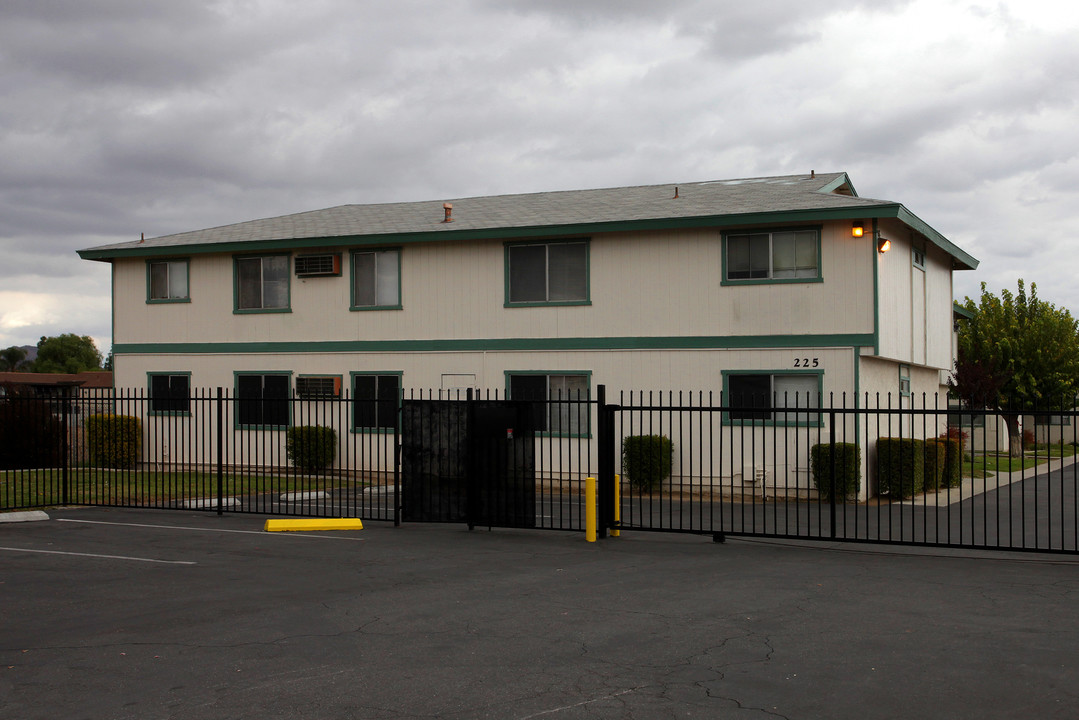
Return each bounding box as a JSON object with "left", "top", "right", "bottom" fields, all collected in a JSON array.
[{"left": 3, "top": 0, "right": 1078, "bottom": 357}]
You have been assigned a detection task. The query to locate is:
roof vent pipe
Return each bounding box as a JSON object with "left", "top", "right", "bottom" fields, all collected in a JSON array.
[
  {"left": 140, "top": 233, "right": 145, "bottom": 243},
  {"left": 442, "top": 203, "right": 453, "bottom": 223},
  {"left": 673, "top": 187, "right": 679, "bottom": 199}
]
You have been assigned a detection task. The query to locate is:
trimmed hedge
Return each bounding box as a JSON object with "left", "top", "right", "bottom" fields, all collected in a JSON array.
[
  {"left": 938, "top": 437, "right": 962, "bottom": 488},
  {"left": 622, "top": 435, "right": 673, "bottom": 491},
  {"left": 286, "top": 425, "right": 338, "bottom": 473},
  {"left": 923, "top": 439, "right": 947, "bottom": 492},
  {"left": 86, "top": 414, "right": 141, "bottom": 469},
  {"left": 876, "top": 437, "right": 924, "bottom": 499},
  {"left": 810, "top": 442, "right": 861, "bottom": 500}
]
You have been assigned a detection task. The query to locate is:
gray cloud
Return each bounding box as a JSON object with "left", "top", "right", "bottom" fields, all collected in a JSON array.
[{"left": 1, "top": 0, "right": 1078, "bottom": 351}]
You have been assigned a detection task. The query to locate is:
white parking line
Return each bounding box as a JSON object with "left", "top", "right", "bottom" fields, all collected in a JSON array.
[
  {"left": 55, "top": 518, "right": 367, "bottom": 540},
  {"left": 0, "top": 546, "right": 196, "bottom": 565}
]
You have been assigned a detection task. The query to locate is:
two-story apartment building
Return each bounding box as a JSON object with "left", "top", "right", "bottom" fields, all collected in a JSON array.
[{"left": 79, "top": 172, "right": 977, "bottom": 495}]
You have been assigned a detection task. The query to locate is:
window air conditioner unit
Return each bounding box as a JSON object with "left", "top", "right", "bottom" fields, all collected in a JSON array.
[
  {"left": 295, "top": 253, "right": 341, "bottom": 277},
  {"left": 296, "top": 376, "right": 342, "bottom": 399}
]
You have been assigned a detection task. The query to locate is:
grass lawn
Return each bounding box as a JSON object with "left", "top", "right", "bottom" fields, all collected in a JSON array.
[
  {"left": 0, "top": 467, "right": 360, "bottom": 510},
  {"left": 962, "top": 442, "right": 1077, "bottom": 478}
]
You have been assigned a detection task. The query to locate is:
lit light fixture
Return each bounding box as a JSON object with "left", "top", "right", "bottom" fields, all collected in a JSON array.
[
  {"left": 851, "top": 222, "right": 865, "bottom": 238},
  {"left": 878, "top": 238, "right": 891, "bottom": 253}
]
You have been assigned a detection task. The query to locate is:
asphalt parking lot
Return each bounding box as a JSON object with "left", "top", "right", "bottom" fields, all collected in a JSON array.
[{"left": 2, "top": 507, "right": 1078, "bottom": 720}]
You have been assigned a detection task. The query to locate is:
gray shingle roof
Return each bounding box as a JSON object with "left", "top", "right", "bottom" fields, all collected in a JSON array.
[{"left": 77, "top": 172, "right": 978, "bottom": 269}]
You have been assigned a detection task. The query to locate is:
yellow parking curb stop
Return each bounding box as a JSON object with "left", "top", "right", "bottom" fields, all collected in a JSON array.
[{"left": 264, "top": 518, "right": 364, "bottom": 532}]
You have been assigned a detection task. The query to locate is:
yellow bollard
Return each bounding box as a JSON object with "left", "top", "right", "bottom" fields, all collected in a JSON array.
[
  {"left": 611, "top": 474, "right": 620, "bottom": 537},
  {"left": 585, "top": 476, "right": 597, "bottom": 542}
]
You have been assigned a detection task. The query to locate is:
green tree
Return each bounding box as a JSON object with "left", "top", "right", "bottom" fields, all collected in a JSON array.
[
  {"left": 31, "top": 334, "right": 103, "bottom": 374},
  {"left": 950, "top": 280, "right": 1079, "bottom": 456},
  {"left": 0, "top": 346, "right": 28, "bottom": 371}
]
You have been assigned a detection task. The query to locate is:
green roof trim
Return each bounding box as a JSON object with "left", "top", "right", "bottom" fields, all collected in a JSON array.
[
  {"left": 894, "top": 206, "right": 978, "bottom": 270},
  {"left": 953, "top": 302, "right": 975, "bottom": 320},
  {"left": 815, "top": 172, "right": 859, "bottom": 197},
  {"left": 111, "top": 333, "right": 876, "bottom": 355}
]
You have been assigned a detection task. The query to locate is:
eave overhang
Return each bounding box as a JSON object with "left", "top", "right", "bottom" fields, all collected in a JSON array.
[{"left": 78, "top": 201, "right": 979, "bottom": 270}]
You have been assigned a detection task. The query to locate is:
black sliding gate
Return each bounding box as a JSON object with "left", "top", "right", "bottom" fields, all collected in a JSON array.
[{"left": 400, "top": 399, "right": 537, "bottom": 529}]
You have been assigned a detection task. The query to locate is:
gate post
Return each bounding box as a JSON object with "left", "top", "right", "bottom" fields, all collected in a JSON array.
[
  {"left": 216, "top": 387, "right": 224, "bottom": 516},
  {"left": 596, "top": 385, "right": 616, "bottom": 539}
]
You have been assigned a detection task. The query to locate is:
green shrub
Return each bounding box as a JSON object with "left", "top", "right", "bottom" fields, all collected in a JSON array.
[
  {"left": 936, "top": 437, "right": 962, "bottom": 488},
  {"left": 876, "top": 437, "right": 925, "bottom": 499},
  {"left": 622, "top": 435, "right": 673, "bottom": 491},
  {"left": 810, "top": 442, "right": 861, "bottom": 500},
  {"left": 923, "top": 439, "right": 947, "bottom": 492},
  {"left": 86, "top": 414, "right": 141, "bottom": 469},
  {"left": 286, "top": 425, "right": 337, "bottom": 473}
]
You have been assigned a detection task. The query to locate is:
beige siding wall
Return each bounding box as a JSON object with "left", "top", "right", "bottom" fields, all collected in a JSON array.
[
  {"left": 115, "top": 345, "right": 861, "bottom": 495},
  {"left": 114, "top": 220, "right": 875, "bottom": 346},
  {"left": 874, "top": 220, "right": 955, "bottom": 370},
  {"left": 115, "top": 347, "right": 858, "bottom": 399}
]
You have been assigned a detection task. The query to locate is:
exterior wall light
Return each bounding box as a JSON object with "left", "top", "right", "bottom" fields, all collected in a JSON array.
[
  {"left": 851, "top": 222, "right": 865, "bottom": 238},
  {"left": 878, "top": 238, "right": 891, "bottom": 253}
]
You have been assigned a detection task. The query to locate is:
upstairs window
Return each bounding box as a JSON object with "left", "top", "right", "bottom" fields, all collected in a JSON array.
[
  {"left": 351, "top": 249, "right": 401, "bottom": 309},
  {"left": 147, "top": 260, "right": 189, "bottom": 302},
  {"left": 724, "top": 229, "right": 820, "bottom": 283},
  {"left": 506, "top": 240, "right": 589, "bottom": 305},
  {"left": 236, "top": 255, "right": 290, "bottom": 312}
]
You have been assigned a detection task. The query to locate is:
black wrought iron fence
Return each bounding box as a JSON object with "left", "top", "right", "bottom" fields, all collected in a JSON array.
[
  {"left": 607, "top": 391, "right": 1079, "bottom": 554},
  {"left": 0, "top": 387, "right": 596, "bottom": 530},
  {"left": 3, "top": 386, "right": 1077, "bottom": 554}
]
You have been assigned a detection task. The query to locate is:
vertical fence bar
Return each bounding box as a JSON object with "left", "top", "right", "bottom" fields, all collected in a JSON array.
[
  {"left": 216, "top": 387, "right": 224, "bottom": 516},
  {"left": 829, "top": 408, "right": 836, "bottom": 540},
  {"left": 61, "top": 391, "right": 70, "bottom": 506}
]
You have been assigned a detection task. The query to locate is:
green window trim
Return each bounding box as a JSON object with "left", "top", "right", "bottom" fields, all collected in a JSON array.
[
  {"left": 912, "top": 246, "right": 926, "bottom": 271},
  {"left": 721, "top": 369, "right": 824, "bottom": 427},
  {"left": 349, "top": 371, "right": 403, "bottom": 434},
  {"left": 504, "top": 238, "right": 591, "bottom": 307},
  {"left": 721, "top": 226, "right": 823, "bottom": 286},
  {"left": 147, "top": 371, "right": 192, "bottom": 416},
  {"left": 146, "top": 258, "right": 191, "bottom": 304},
  {"left": 899, "top": 365, "right": 911, "bottom": 398},
  {"left": 233, "top": 371, "right": 293, "bottom": 430},
  {"left": 233, "top": 253, "right": 292, "bottom": 314},
  {"left": 350, "top": 247, "right": 403, "bottom": 311},
  {"left": 504, "top": 370, "right": 593, "bottom": 438}
]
